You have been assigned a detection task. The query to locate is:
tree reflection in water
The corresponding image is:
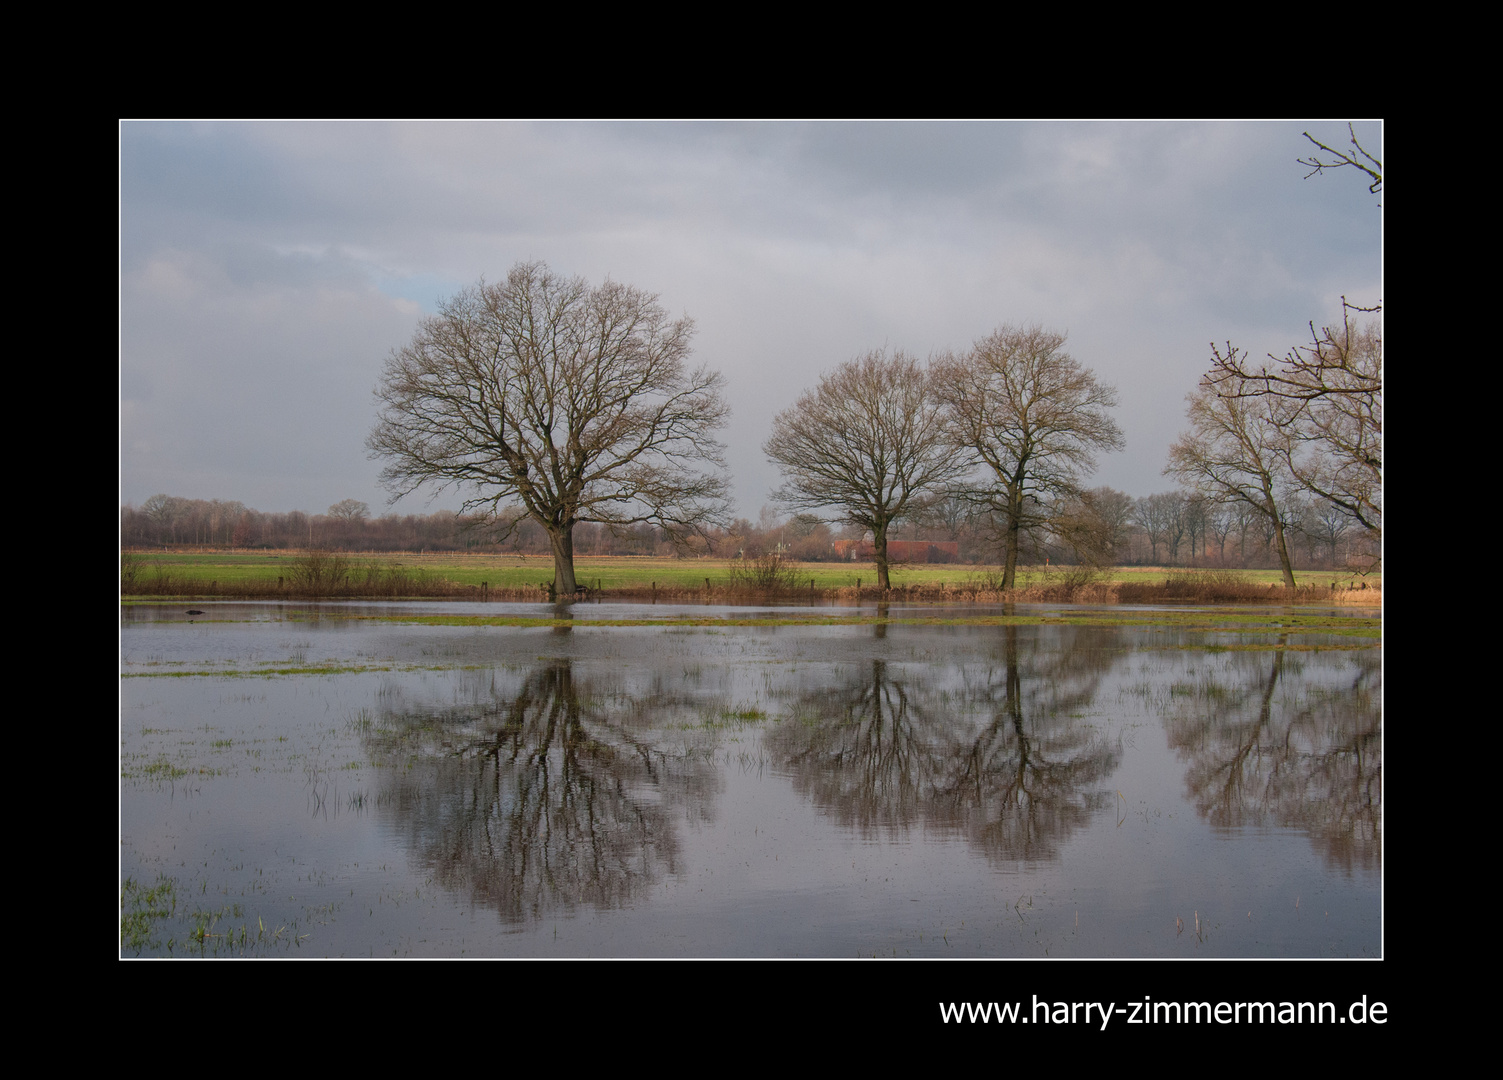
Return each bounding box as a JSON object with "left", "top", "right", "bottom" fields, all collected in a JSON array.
[
  {"left": 355, "top": 625, "right": 1378, "bottom": 928},
  {"left": 1162, "top": 644, "right": 1381, "bottom": 873},
  {"left": 767, "top": 625, "right": 1121, "bottom": 863},
  {"left": 364, "top": 660, "right": 720, "bottom": 922}
]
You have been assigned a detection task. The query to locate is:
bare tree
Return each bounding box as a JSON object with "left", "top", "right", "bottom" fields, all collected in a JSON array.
[
  {"left": 1163, "top": 493, "right": 1189, "bottom": 564},
  {"left": 933, "top": 326, "right": 1124, "bottom": 589},
  {"left": 1287, "top": 120, "right": 1381, "bottom": 531},
  {"left": 140, "top": 494, "right": 174, "bottom": 544},
  {"left": 1185, "top": 493, "right": 1212, "bottom": 563},
  {"left": 1084, "top": 486, "right": 1135, "bottom": 559},
  {"left": 1052, "top": 487, "right": 1134, "bottom": 567},
  {"left": 764, "top": 350, "right": 964, "bottom": 589},
  {"left": 1205, "top": 300, "right": 1381, "bottom": 534},
  {"left": 1205, "top": 500, "right": 1234, "bottom": 563},
  {"left": 1301, "top": 499, "right": 1354, "bottom": 568},
  {"left": 914, "top": 487, "right": 979, "bottom": 543},
  {"left": 328, "top": 499, "right": 370, "bottom": 522},
  {"left": 1298, "top": 123, "right": 1382, "bottom": 195},
  {"left": 368, "top": 262, "right": 731, "bottom": 595},
  {"left": 1132, "top": 492, "right": 1178, "bottom": 564},
  {"left": 1138, "top": 489, "right": 1191, "bottom": 564},
  {"left": 1166, "top": 373, "right": 1299, "bottom": 586},
  {"left": 1229, "top": 502, "right": 1257, "bottom": 566}
]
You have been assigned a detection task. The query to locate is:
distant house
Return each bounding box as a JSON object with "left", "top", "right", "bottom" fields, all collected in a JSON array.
[
  {"left": 831, "top": 539, "right": 959, "bottom": 564},
  {"left": 831, "top": 539, "right": 864, "bottom": 560}
]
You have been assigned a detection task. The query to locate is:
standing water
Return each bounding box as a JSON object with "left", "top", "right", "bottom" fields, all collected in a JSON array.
[{"left": 120, "top": 601, "right": 1379, "bottom": 958}]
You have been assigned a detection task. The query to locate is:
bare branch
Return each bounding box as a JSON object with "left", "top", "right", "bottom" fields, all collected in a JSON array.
[
  {"left": 1200, "top": 299, "right": 1380, "bottom": 533},
  {"left": 1298, "top": 123, "right": 1382, "bottom": 195}
]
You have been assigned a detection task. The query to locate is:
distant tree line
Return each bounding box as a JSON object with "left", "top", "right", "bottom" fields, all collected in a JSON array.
[
  {"left": 120, "top": 486, "right": 1368, "bottom": 573},
  {"left": 121, "top": 496, "right": 508, "bottom": 553}
]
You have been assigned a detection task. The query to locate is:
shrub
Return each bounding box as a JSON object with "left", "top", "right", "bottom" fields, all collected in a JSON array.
[
  {"left": 285, "top": 549, "right": 350, "bottom": 596},
  {"left": 726, "top": 552, "right": 802, "bottom": 593}
]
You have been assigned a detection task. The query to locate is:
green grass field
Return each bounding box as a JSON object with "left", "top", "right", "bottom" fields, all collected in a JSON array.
[{"left": 121, "top": 550, "right": 1381, "bottom": 596}]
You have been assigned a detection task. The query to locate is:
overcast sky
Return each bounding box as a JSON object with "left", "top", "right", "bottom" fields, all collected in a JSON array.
[{"left": 119, "top": 120, "right": 1381, "bottom": 521}]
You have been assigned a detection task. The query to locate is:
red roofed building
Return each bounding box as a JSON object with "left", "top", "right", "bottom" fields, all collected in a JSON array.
[{"left": 831, "top": 538, "right": 960, "bottom": 564}]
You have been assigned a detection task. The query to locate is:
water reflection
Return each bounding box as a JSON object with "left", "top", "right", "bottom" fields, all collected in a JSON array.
[
  {"left": 1161, "top": 645, "right": 1381, "bottom": 872},
  {"left": 767, "top": 625, "right": 1120, "bottom": 863},
  {"left": 121, "top": 605, "right": 1380, "bottom": 954},
  {"left": 365, "top": 660, "right": 720, "bottom": 921},
  {"left": 358, "top": 625, "right": 1380, "bottom": 928}
]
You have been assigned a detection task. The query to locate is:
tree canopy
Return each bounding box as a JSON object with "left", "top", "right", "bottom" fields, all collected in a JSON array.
[
  {"left": 368, "top": 262, "right": 730, "bottom": 595},
  {"left": 763, "top": 350, "right": 964, "bottom": 589},
  {"left": 933, "top": 326, "right": 1123, "bottom": 588}
]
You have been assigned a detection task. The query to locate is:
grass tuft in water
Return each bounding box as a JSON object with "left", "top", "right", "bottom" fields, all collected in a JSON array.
[{"left": 121, "top": 874, "right": 178, "bottom": 953}]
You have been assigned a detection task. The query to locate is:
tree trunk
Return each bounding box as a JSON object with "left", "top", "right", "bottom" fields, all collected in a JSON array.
[
  {"left": 550, "top": 523, "right": 577, "bottom": 597},
  {"left": 997, "top": 479, "right": 1027, "bottom": 590},
  {"left": 873, "top": 520, "right": 891, "bottom": 590},
  {"left": 1261, "top": 478, "right": 1296, "bottom": 588},
  {"left": 1002, "top": 504, "right": 1021, "bottom": 589},
  {"left": 1272, "top": 518, "right": 1297, "bottom": 588}
]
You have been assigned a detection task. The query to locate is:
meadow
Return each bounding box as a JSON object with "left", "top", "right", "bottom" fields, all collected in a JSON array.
[{"left": 121, "top": 550, "right": 1381, "bottom": 604}]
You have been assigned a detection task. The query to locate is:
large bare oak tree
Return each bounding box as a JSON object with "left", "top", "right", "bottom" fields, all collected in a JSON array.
[
  {"left": 368, "top": 262, "right": 731, "bottom": 596},
  {"left": 763, "top": 350, "right": 963, "bottom": 589},
  {"left": 934, "top": 326, "right": 1123, "bottom": 589}
]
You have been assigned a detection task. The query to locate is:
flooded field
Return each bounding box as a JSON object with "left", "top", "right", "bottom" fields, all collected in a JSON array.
[{"left": 120, "top": 601, "right": 1380, "bottom": 958}]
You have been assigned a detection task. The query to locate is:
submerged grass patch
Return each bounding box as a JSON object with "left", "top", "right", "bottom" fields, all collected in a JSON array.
[
  {"left": 121, "top": 874, "right": 179, "bottom": 953},
  {"left": 1166, "top": 641, "right": 1368, "bottom": 652},
  {"left": 338, "top": 608, "right": 1381, "bottom": 641},
  {"left": 688, "top": 705, "right": 774, "bottom": 731},
  {"left": 122, "top": 660, "right": 490, "bottom": 680},
  {"left": 137, "top": 755, "right": 189, "bottom": 780},
  {"left": 122, "top": 664, "right": 379, "bottom": 679}
]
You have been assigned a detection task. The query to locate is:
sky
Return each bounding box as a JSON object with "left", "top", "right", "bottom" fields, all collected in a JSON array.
[{"left": 119, "top": 121, "right": 1381, "bottom": 522}]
